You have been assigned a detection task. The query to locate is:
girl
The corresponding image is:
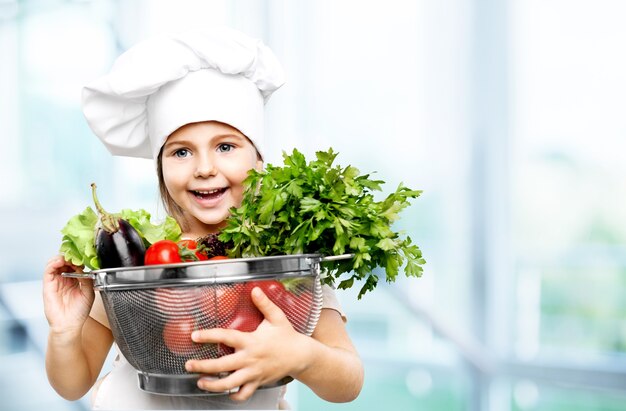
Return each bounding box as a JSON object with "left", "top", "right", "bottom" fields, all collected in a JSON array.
[{"left": 43, "top": 28, "right": 364, "bottom": 410}]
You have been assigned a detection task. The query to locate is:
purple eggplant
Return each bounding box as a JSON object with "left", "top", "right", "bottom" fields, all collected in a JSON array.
[{"left": 91, "top": 183, "right": 146, "bottom": 268}]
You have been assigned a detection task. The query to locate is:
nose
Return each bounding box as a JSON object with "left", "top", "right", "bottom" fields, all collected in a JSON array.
[{"left": 193, "top": 154, "right": 217, "bottom": 178}]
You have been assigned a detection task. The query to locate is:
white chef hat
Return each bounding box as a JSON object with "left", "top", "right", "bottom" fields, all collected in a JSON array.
[{"left": 82, "top": 27, "right": 285, "bottom": 159}]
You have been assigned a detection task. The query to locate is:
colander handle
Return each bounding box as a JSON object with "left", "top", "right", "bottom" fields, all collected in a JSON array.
[
  {"left": 61, "top": 272, "right": 96, "bottom": 279},
  {"left": 320, "top": 253, "right": 354, "bottom": 262}
]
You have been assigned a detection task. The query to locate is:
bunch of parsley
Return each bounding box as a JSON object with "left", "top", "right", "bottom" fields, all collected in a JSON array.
[{"left": 220, "top": 148, "right": 425, "bottom": 299}]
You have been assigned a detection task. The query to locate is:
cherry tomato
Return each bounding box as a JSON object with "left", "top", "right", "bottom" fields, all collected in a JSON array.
[
  {"left": 209, "top": 255, "right": 229, "bottom": 260},
  {"left": 177, "top": 239, "right": 209, "bottom": 261},
  {"left": 145, "top": 240, "right": 182, "bottom": 265},
  {"left": 162, "top": 314, "right": 200, "bottom": 356}
]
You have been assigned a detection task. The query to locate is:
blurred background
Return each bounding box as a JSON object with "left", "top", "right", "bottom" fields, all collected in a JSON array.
[{"left": 1, "top": 0, "right": 626, "bottom": 410}]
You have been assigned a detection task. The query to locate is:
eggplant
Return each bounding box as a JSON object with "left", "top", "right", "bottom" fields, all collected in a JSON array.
[{"left": 91, "top": 183, "right": 146, "bottom": 268}]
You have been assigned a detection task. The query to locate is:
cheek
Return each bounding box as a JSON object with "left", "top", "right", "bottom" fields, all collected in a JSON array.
[
  {"left": 223, "top": 158, "right": 256, "bottom": 200},
  {"left": 162, "top": 162, "right": 188, "bottom": 194},
  {"left": 225, "top": 154, "right": 257, "bottom": 183},
  {"left": 226, "top": 168, "right": 253, "bottom": 197},
  {"left": 229, "top": 182, "right": 247, "bottom": 208}
]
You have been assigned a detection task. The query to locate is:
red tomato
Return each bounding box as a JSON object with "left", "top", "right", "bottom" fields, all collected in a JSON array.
[
  {"left": 244, "top": 280, "right": 312, "bottom": 330},
  {"left": 162, "top": 314, "right": 199, "bottom": 356},
  {"left": 221, "top": 283, "right": 264, "bottom": 331},
  {"left": 176, "top": 239, "right": 197, "bottom": 249},
  {"left": 224, "top": 306, "right": 263, "bottom": 332},
  {"left": 209, "top": 255, "right": 229, "bottom": 260},
  {"left": 218, "top": 305, "right": 263, "bottom": 356},
  {"left": 244, "top": 280, "right": 288, "bottom": 305},
  {"left": 215, "top": 283, "right": 244, "bottom": 320},
  {"left": 154, "top": 287, "right": 202, "bottom": 314},
  {"left": 145, "top": 240, "right": 182, "bottom": 265},
  {"left": 197, "top": 283, "right": 244, "bottom": 323},
  {"left": 177, "top": 239, "right": 209, "bottom": 261},
  {"left": 245, "top": 280, "right": 299, "bottom": 316}
]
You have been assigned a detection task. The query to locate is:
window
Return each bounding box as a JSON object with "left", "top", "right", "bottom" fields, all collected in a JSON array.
[{"left": 2, "top": 1, "right": 625, "bottom": 410}]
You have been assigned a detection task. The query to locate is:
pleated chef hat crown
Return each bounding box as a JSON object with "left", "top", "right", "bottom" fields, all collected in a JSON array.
[{"left": 82, "top": 27, "right": 285, "bottom": 159}]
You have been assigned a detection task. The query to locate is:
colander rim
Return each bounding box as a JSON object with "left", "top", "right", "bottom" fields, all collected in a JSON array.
[{"left": 90, "top": 253, "right": 324, "bottom": 274}]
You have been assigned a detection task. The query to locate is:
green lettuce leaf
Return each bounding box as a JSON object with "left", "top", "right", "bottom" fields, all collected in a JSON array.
[
  {"left": 59, "top": 207, "right": 182, "bottom": 270},
  {"left": 59, "top": 207, "right": 99, "bottom": 270},
  {"left": 119, "top": 209, "right": 182, "bottom": 246}
]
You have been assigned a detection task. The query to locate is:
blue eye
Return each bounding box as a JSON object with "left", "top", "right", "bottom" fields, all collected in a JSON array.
[
  {"left": 174, "top": 148, "right": 190, "bottom": 158},
  {"left": 217, "top": 144, "right": 233, "bottom": 153}
]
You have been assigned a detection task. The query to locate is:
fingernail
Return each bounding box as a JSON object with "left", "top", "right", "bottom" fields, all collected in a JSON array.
[{"left": 191, "top": 331, "right": 199, "bottom": 341}]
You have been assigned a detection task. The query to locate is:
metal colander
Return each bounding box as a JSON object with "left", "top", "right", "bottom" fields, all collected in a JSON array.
[{"left": 65, "top": 254, "right": 346, "bottom": 395}]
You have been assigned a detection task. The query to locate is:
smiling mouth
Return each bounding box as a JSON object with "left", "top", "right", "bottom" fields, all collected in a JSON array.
[{"left": 191, "top": 188, "right": 227, "bottom": 200}]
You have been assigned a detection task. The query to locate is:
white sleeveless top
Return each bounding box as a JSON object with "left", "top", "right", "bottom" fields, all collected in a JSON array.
[{"left": 90, "top": 285, "right": 345, "bottom": 410}]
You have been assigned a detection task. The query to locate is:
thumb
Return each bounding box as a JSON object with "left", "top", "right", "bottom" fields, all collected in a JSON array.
[{"left": 250, "top": 287, "right": 289, "bottom": 325}]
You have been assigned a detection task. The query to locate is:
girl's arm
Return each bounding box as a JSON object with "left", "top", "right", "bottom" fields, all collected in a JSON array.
[
  {"left": 46, "top": 317, "right": 113, "bottom": 400},
  {"left": 186, "top": 287, "right": 364, "bottom": 402},
  {"left": 287, "top": 308, "right": 364, "bottom": 402},
  {"left": 43, "top": 255, "right": 114, "bottom": 400}
]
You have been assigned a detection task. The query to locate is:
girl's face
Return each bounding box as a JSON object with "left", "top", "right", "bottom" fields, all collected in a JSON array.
[{"left": 161, "top": 121, "right": 262, "bottom": 237}]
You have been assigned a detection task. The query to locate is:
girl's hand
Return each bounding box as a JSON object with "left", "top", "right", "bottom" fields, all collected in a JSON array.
[
  {"left": 185, "top": 287, "right": 311, "bottom": 402},
  {"left": 43, "top": 255, "right": 95, "bottom": 337}
]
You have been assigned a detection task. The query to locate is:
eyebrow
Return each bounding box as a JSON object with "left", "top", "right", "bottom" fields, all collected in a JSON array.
[{"left": 215, "top": 133, "right": 247, "bottom": 141}]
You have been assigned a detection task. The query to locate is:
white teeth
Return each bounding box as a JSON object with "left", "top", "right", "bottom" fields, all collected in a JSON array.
[{"left": 195, "top": 189, "right": 221, "bottom": 195}]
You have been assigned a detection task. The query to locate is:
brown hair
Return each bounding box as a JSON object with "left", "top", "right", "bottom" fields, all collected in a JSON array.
[{"left": 156, "top": 148, "right": 190, "bottom": 231}]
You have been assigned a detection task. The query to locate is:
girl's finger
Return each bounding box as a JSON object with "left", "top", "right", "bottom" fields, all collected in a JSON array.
[
  {"left": 229, "top": 381, "right": 259, "bottom": 402},
  {"left": 196, "top": 369, "right": 252, "bottom": 395},
  {"left": 250, "top": 287, "right": 288, "bottom": 324},
  {"left": 191, "top": 328, "right": 244, "bottom": 347},
  {"left": 185, "top": 351, "right": 244, "bottom": 375},
  {"left": 46, "top": 255, "right": 66, "bottom": 269}
]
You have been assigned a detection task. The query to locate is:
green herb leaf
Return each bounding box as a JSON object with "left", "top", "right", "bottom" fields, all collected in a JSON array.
[{"left": 220, "top": 148, "right": 425, "bottom": 298}]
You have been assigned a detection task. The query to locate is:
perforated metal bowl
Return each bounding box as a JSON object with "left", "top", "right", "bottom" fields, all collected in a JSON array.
[{"left": 64, "top": 254, "right": 346, "bottom": 395}]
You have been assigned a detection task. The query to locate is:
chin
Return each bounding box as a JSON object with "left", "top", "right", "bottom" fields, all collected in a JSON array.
[{"left": 198, "top": 214, "right": 230, "bottom": 227}]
